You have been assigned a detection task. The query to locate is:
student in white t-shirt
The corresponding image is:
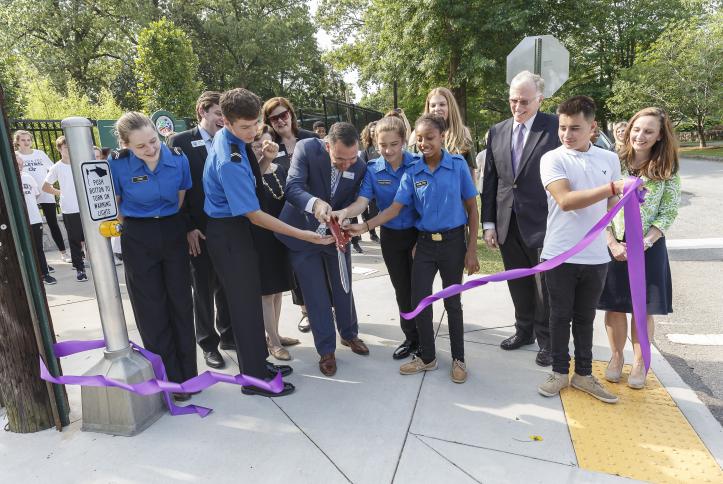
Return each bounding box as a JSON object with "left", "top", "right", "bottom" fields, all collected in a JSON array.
[
  {"left": 16, "top": 156, "right": 57, "bottom": 285},
  {"left": 537, "top": 95, "right": 626, "bottom": 404},
  {"left": 43, "top": 136, "right": 87, "bottom": 282},
  {"left": 13, "top": 130, "right": 70, "bottom": 262}
]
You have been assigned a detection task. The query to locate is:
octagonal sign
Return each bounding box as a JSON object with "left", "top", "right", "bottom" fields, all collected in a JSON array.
[{"left": 506, "top": 35, "right": 569, "bottom": 97}]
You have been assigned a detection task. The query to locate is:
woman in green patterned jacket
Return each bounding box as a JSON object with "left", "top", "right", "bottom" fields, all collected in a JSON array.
[{"left": 598, "top": 107, "right": 681, "bottom": 389}]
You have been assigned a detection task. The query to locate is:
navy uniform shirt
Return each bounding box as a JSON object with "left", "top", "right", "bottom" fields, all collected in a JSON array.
[
  {"left": 359, "top": 151, "right": 418, "bottom": 230},
  {"left": 110, "top": 144, "right": 192, "bottom": 218},
  {"left": 394, "top": 150, "right": 478, "bottom": 232},
  {"left": 203, "top": 127, "right": 261, "bottom": 218}
]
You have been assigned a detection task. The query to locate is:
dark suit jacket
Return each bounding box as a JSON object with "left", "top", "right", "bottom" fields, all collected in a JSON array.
[
  {"left": 277, "top": 138, "right": 366, "bottom": 252},
  {"left": 481, "top": 112, "right": 560, "bottom": 248},
  {"left": 167, "top": 127, "right": 210, "bottom": 232}
]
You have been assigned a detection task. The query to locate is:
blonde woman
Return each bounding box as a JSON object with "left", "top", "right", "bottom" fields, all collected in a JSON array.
[
  {"left": 613, "top": 121, "right": 628, "bottom": 153},
  {"left": 409, "top": 87, "right": 477, "bottom": 178}
]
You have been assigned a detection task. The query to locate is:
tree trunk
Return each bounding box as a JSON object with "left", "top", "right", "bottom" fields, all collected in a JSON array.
[
  {"left": 697, "top": 121, "right": 706, "bottom": 148},
  {"left": 0, "top": 92, "right": 58, "bottom": 433}
]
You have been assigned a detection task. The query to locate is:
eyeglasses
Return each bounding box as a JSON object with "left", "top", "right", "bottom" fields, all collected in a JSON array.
[
  {"left": 509, "top": 97, "right": 538, "bottom": 106},
  {"left": 268, "top": 109, "right": 290, "bottom": 124}
]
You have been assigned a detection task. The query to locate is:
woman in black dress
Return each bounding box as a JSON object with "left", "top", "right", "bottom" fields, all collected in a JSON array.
[
  {"left": 262, "top": 97, "right": 318, "bottom": 330},
  {"left": 251, "top": 125, "right": 299, "bottom": 360}
]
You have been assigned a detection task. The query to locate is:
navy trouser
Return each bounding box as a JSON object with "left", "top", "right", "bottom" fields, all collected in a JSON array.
[
  {"left": 122, "top": 214, "right": 197, "bottom": 383},
  {"left": 290, "top": 247, "right": 358, "bottom": 356},
  {"left": 413, "top": 227, "right": 466, "bottom": 363}
]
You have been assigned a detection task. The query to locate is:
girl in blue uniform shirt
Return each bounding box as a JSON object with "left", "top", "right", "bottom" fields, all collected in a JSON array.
[
  {"left": 348, "top": 114, "right": 480, "bottom": 383},
  {"left": 334, "top": 116, "right": 420, "bottom": 360},
  {"left": 109, "top": 112, "right": 197, "bottom": 402}
]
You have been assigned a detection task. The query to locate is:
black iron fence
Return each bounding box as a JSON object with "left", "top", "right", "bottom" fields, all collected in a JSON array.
[
  {"left": 9, "top": 98, "right": 381, "bottom": 156},
  {"left": 9, "top": 119, "right": 98, "bottom": 161}
]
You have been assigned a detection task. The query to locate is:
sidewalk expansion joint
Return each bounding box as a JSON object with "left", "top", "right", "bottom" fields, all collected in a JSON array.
[
  {"left": 411, "top": 432, "right": 576, "bottom": 468},
  {"left": 390, "top": 318, "right": 444, "bottom": 483},
  {"left": 271, "top": 400, "right": 353, "bottom": 483},
  {"left": 412, "top": 434, "right": 481, "bottom": 483}
]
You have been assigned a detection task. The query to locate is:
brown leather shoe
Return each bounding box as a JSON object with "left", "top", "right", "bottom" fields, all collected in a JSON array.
[
  {"left": 341, "top": 337, "right": 369, "bottom": 355},
  {"left": 319, "top": 353, "right": 336, "bottom": 376}
]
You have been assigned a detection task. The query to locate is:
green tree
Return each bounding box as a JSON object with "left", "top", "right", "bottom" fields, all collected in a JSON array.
[
  {"left": 0, "top": 0, "right": 155, "bottom": 100},
  {"left": 135, "top": 19, "right": 202, "bottom": 117},
  {"left": 0, "top": 54, "right": 27, "bottom": 118},
  {"left": 23, "top": 77, "right": 123, "bottom": 120},
  {"left": 169, "top": 0, "right": 346, "bottom": 108},
  {"left": 608, "top": 13, "right": 723, "bottom": 147}
]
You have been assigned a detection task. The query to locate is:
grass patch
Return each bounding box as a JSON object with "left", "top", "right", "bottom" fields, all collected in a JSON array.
[
  {"left": 680, "top": 147, "right": 723, "bottom": 159},
  {"left": 476, "top": 237, "right": 505, "bottom": 274}
]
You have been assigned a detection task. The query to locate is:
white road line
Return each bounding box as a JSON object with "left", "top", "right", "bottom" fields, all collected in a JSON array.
[{"left": 666, "top": 334, "right": 723, "bottom": 345}]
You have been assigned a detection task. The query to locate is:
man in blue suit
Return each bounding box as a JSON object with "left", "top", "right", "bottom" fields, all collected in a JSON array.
[{"left": 277, "top": 122, "right": 369, "bottom": 376}]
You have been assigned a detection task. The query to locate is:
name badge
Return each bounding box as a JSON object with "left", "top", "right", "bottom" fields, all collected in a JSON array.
[
  {"left": 415, "top": 180, "right": 428, "bottom": 188},
  {"left": 191, "top": 139, "right": 205, "bottom": 148},
  {"left": 132, "top": 175, "right": 149, "bottom": 183},
  {"left": 342, "top": 171, "right": 355, "bottom": 180},
  {"left": 377, "top": 179, "right": 392, "bottom": 185},
  {"left": 275, "top": 151, "right": 286, "bottom": 158}
]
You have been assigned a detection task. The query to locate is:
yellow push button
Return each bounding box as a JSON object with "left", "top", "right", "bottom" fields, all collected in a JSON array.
[{"left": 99, "top": 220, "right": 122, "bottom": 238}]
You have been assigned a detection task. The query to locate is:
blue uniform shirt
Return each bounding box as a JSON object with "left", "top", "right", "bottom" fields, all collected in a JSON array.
[
  {"left": 110, "top": 144, "right": 192, "bottom": 218},
  {"left": 359, "top": 151, "right": 418, "bottom": 230},
  {"left": 203, "top": 127, "right": 261, "bottom": 218},
  {"left": 394, "top": 150, "right": 477, "bottom": 232}
]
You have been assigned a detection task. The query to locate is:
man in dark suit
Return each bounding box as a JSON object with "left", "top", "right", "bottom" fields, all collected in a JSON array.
[
  {"left": 277, "top": 122, "right": 369, "bottom": 377},
  {"left": 167, "top": 91, "right": 233, "bottom": 370},
  {"left": 481, "top": 71, "right": 561, "bottom": 367}
]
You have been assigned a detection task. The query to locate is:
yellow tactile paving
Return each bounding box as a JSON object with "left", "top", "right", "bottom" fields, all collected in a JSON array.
[{"left": 561, "top": 361, "right": 723, "bottom": 483}]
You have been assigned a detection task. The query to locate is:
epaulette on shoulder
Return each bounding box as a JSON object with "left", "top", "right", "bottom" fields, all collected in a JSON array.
[
  {"left": 170, "top": 146, "right": 184, "bottom": 156},
  {"left": 111, "top": 149, "right": 130, "bottom": 160},
  {"left": 450, "top": 153, "right": 466, "bottom": 163}
]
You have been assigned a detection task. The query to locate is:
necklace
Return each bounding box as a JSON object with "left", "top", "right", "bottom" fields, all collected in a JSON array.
[{"left": 262, "top": 171, "right": 284, "bottom": 200}]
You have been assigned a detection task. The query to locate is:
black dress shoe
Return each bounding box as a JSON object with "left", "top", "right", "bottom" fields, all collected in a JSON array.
[
  {"left": 266, "top": 361, "right": 293, "bottom": 377},
  {"left": 352, "top": 242, "right": 363, "bottom": 253},
  {"left": 219, "top": 341, "right": 236, "bottom": 351},
  {"left": 204, "top": 350, "right": 225, "bottom": 369},
  {"left": 393, "top": 340, "right": 418, "bottom": 360},
  {"left": 172, "top": 392, "right": 192, "bottom": 402},
  {"left": 535, "top": 348, "right": 552, "bottom": 367},
  {"left": 370, "top": 231, "right": 380, "bottom": 243},
  {"left": 298, "top": 316, "right": 311, "bottom": 333},
  {"left": 500, "top": 333, "right": 536, "bottom": 350},
  {"left": 242, "top": 381, "right": 295, "bottom": 397}
]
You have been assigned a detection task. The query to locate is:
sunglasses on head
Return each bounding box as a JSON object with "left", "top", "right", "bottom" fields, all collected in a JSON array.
[{"left": 268, "top": 109, "right": 290, "bottom": 123}]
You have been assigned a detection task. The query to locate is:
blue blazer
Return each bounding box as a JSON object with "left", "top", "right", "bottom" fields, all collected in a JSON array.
[{"left": 277, "top": 138, "right": 367, "bottom": 252}]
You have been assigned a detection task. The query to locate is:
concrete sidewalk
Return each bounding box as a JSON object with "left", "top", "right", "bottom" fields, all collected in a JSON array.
[{"left": 1, "top": 245, "right": 722, "bottom": 483}]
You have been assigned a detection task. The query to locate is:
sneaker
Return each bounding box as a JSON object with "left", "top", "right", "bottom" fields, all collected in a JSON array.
[
  {"left": 400, "top": 356, "right": 437, "bottom": 375},
  {"left": 47, "top": 265, "right": 55, "bottom": 273},
  {"left": 76, "top": 270, "right": 88, "bottom": 282},
  {"left": 352, "top": 242, "right": 363, "bottom": 254},
  {"left": 370, "top": 232, "right": 380, "bottom": 243},
  {"left": 61, "top": 252, "right": 71, "bottom": 263},
  {"left": 450, "top": 359, "right": 467, "bottom": 383},
  {"left": 538, "top": 372, "right": 569, "bottom": 397},
  {"left": 43, "top": 274, "right": 57, "bottom": 285},
  {"left": 571, "top": 373, "right": 619, "bottom": 403}
]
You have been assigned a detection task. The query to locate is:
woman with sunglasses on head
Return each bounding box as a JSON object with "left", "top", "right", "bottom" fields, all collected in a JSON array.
[
  {"left": 262, "top": 97, "right": 319, "bottom": 331},
  {"left": 598, "top": 107, "right": 681, "bottom": 390},
  {"left": 262, "top": 97, "right": 319, "bottom": 172},
  {"left": 409, "top": 87, "right": 477, "bottom": 180},
  {"left": 250, "top": 125, "right": 300, "bottom": 361}
]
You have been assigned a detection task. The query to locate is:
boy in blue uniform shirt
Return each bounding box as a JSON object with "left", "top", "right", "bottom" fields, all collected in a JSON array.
[
  {"left": 203, "top": 88, "right": 332, "bottom": 397},
  {"left": 109, "top": 112, "right": 196, "bottom": 402},
  {"left": 349, "top": 114, "right": 480, "bottom": 383}
]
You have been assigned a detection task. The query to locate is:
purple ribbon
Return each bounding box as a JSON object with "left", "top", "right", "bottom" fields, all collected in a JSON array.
[
  {"left": 401, "top": 176, "right": 651, "bottom": 371},
  {"left": 40, "top": 339, "right": 284, "bottom": 417}
]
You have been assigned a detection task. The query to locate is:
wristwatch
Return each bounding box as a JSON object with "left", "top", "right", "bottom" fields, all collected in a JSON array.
[{"left": 643, "top": 239, "right": 654, "bottom": 249}]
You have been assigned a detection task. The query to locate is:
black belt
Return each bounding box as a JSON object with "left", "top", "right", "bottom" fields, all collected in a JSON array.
[
  {"left": 124, "top": 213, "right": 179, "bottom": 221},
  {"left": 418, "top": 225, "right": 464, "bottom": 242}
]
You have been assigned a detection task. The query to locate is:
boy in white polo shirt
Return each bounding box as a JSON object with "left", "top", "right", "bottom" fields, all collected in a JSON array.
[
  {"left": 43, "top": 136, "right": 87, "bottom": 282},
  {"left": 538, "top": 96, "right": 625, "bottom": 403}
]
